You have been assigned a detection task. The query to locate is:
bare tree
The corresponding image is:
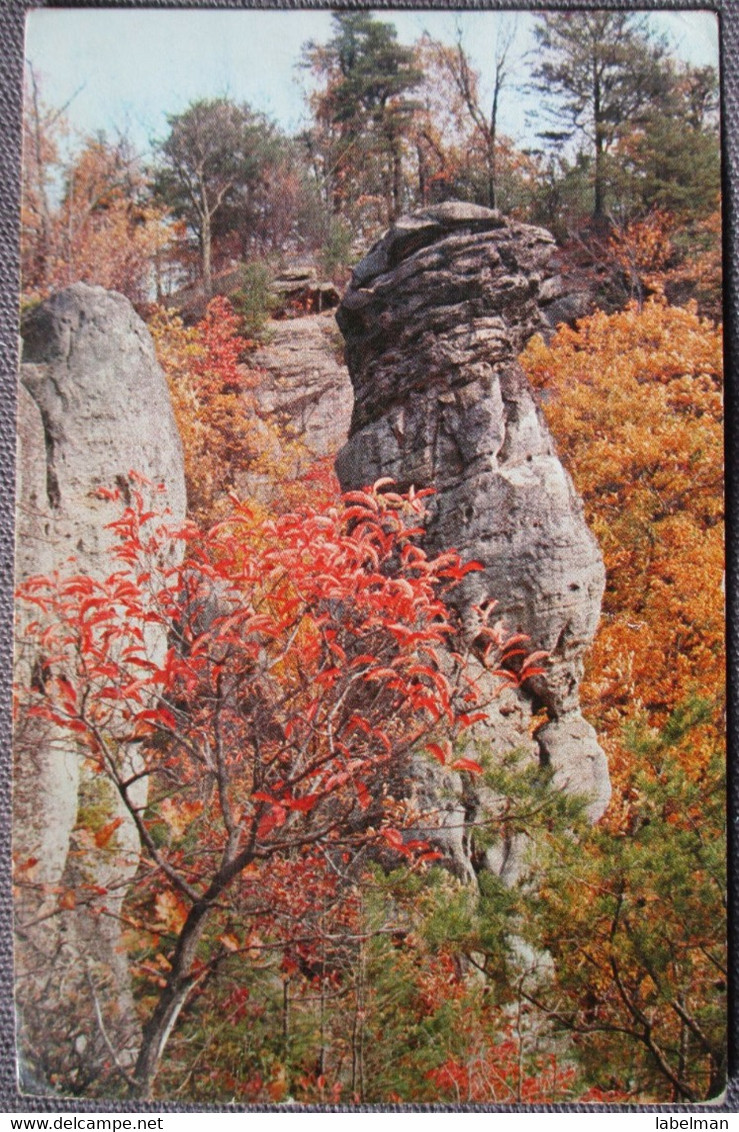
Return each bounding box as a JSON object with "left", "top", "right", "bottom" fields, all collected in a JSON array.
[{"left": 421, "top": 18, "right": 516, "bottom": 210}]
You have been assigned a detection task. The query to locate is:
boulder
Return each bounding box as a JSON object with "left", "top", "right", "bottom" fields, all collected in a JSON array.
[{"left": 335, "top": 206, "right": 610, "bottom": 877}]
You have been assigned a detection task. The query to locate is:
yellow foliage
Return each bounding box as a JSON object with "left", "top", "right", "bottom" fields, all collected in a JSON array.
[{"left": 521, "top": 300, "right": 724, "bottom": 793}]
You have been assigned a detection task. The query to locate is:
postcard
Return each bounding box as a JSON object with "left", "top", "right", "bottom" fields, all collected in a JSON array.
[{"left": 9, "top": 6, "right": 727, "bottom": 1107}]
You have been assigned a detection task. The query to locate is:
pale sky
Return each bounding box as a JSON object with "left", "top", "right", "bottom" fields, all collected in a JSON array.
[{"left": 24, "top": 8, "right": 721, "bottom": 159}]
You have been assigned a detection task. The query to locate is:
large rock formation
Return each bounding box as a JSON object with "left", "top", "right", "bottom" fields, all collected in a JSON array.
[
  {"left": 335, "top": 204, "right": 609, "bottom": 875},
  {"left": 251, "top": 313, "right": 353, "bottom": 459},
  {"left": 14, "top": 284, "right": 187, "bottom": 1091}
]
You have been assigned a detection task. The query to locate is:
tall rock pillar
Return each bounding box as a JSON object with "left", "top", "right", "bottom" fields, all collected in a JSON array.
[
  {"left": 336, "top": 204, "right": 610, "bottom": 860},
  {"left": 14, "top": 284, "right": 187, "bottom": 1092}
]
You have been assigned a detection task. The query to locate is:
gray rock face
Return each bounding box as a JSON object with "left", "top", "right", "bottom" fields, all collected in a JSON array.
[
  {"left": 251, "top": 313, "right": 353, "bottom": 459},
  {"left": 335, "top": 205, "right": 609, "bottom": 857},
  {"left": 14, "top": 284, "right": 187, "bottom": 1089},
  {"left": 19, "top": 285, "right": 185, "bottom": 556}
]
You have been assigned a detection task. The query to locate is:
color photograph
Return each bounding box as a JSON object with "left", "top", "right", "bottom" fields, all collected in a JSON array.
[{"left": 12, "top": 7, "right": 725, "bottom": 1105}]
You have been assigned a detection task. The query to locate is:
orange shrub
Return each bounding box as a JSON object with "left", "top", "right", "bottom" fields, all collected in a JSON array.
[{"left": 521, "top": 300, "right": 724, "bottom": 798}]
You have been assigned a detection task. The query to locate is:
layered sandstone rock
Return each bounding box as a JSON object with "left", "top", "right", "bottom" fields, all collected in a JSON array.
[
  {"left": 335, "top": 204, "right": 609, "bottom": 872},
  {"left": 251, "top": 313, "right": 352, "bottom": 459},
  {"left": 14, "top": 284, "right": 186, "bottom": 1088}
]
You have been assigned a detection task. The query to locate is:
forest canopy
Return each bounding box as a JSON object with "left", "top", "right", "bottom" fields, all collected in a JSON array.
[{"left": 22, "top": 9, "right": 720, "bottom": 312}]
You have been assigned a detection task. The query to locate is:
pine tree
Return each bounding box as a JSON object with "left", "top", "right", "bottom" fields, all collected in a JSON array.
[
  {"left": 531, "top": 12, "right": 670, "bottom": 221},
  {"left": 304, "top": 12, "right": 423, "bottom": 226}
]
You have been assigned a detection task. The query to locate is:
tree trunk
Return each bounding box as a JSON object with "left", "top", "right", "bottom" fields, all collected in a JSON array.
[
  {"left": 198, "top": 170, "right": 214, "bottom": 298},
  {"left": 416, "top": 139, "right": 428, "bottom": 205},
  {"left": 486, "top": 140, "right": 496, "bottom": 211},
  {"left": 131, "top": 899, "right": 212, "bottom": 1098},
  {"left": 593, "top": 63, "right": 606, "bottom": 222},
  {"left": 28, "top": 67, "right": 53, "bottom": 292},
  {"left": 201, "top": 210, "right": 213, "bottom": 299},
  {"left": 131, "top": 839, "right": 259, "bottom": 1098},
  {"left": 488, "top": 75, "right": 501, "bottom": 211},
  {"left": 594, "top": 131, "right": 606, "bottom": 221},
  {"left": 391, "top": 137, "right": 403, "bottom": 222}
]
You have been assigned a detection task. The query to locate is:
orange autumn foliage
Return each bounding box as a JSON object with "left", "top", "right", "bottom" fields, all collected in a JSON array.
[
  {"left": 21, "top": 107, "right": 172, "bottom": 308},
  {"left": 149, "top": 297, "right": 320, "bottom": 526},
  {"left": 608, "top": 209, "right": 723, "bottom": 320},
  {"left": 521, "top": 302, "right": 725, "bottom": 1103},
  {"left": 608, "top": 209, "right": 677, "bottom": 298},
  {"left": 521, "top": 300, "right": 724, "bottom": 806},
  {"left": 54, "top": 137, "right": 172, "bottom": 305}
]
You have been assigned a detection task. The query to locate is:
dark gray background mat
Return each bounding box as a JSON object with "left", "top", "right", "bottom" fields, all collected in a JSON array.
[{"left": 0, "top": 0, "right": 736, "bottom": 1113}]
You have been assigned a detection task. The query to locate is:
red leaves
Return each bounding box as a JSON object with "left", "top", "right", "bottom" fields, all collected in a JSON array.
[
  {"left": 433, "top": 552, "right": 484, "bottom": 583},
  {"left": 93, "top": 816, "right": 124, "bottom": 849},
  {"left": 131, "top": 706, "right": 177, "bottom": 737},
  {"left": 284, "top": 795, "right": 323, "bottom": 814},
  {"left": 14, "top": 476, "right": 540, "bottom": 961},
  {"left": 381, "top": 827, "right": 440, "bottom": 862},
  {"left": 457, "top": 711, "right": 488, "bottom": 728},
  {"left": 192, "top": 297, "right": 246, "bottom": 398},
  {"left": 256, "top": 805, "right": 287, "bottom": 840},
  {"left": 519, "top": 650, "right": 550, "bottom": 681},
  {"left": 94, "top": 485, "right": 121, "bottom": 502},
  {"left": 14, "top": 856, "right": 39, "bottom": 874},
  {"left": 55, "top": 674, "right": 78, "bottom": 712},
  {"left": 382, "top": 828, "right": 405, "bottom": 852},
  {"left": 355, "top": 780, "right": 371, "bottom": 811},
  {"left": 426, "top": 741, "right": 449, "bottom": 766},
  {"left": 255, "top": 791, "right": 323, "bottom": 819},
  {"left": 450, "top": 757, "right": 483, "bottom": 775}
]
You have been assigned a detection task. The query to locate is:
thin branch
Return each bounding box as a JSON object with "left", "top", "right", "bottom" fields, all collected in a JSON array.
[{"left": 85, "top": 966, "right": 139, "bottom": 1091}]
